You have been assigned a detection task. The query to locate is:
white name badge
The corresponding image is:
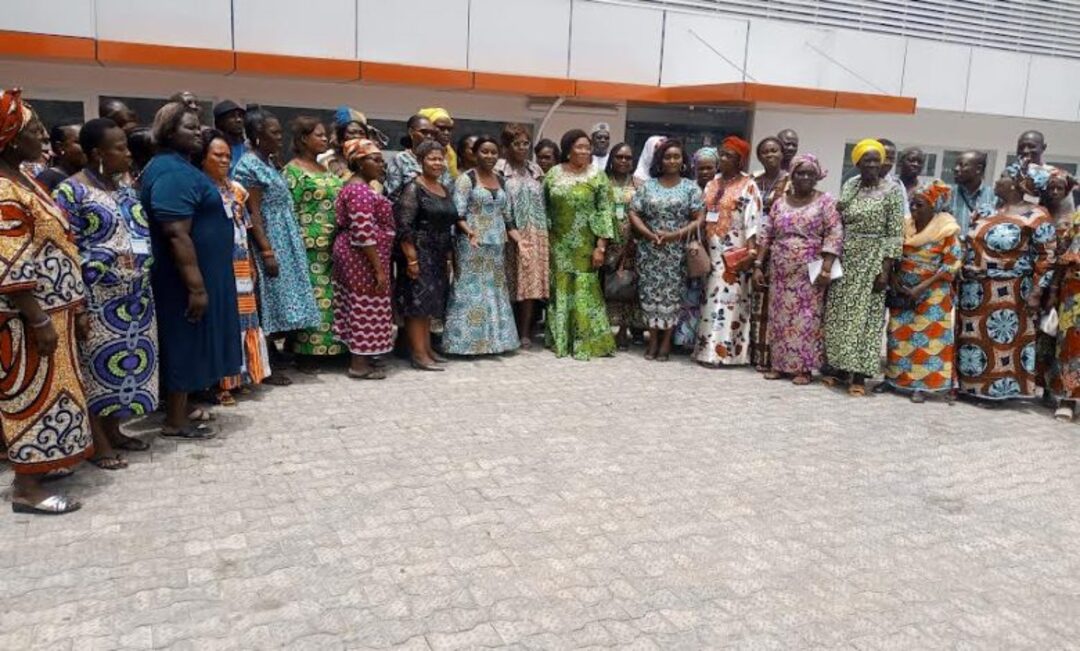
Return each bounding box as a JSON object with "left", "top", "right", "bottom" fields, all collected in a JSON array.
[
  {"left": 706, "top": 211, "right": 720, "bottom": 223},
  {"left": 130, "top": 238, "right": 151, "bottom": 256},
  {"left": 615, "top": 205, "right": 625, "bottom": 219}
]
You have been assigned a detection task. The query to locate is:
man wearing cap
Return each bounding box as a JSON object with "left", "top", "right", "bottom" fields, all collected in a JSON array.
[
  {"left": 213, "top": 100, "right": 247, "bottom": 175},
  {"left": 591, "top": 123, "right": 611, "bottom": 170}
]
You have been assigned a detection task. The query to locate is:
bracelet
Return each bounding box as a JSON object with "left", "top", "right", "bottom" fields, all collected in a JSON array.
[
  {"left": 407, "top": 260, "right": 420, "bottom": 267},
  {"left": 260, "top": 250, "right": 276, "bottom": 259},
  {"left": 27, "top": 315, "right": 51, "bottom": 329}
]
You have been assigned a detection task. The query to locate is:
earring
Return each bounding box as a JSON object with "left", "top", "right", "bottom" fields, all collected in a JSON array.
[{"left": 98, "top": 160, "right": 104, "bottom": 176}]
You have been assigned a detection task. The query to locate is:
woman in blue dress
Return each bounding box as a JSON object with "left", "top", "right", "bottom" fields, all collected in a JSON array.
[
  {"left": 233, "top": 108, "right": 320, "bottom": 380},
  {"left": 54, "top": 118, "right": 158, "bottom": 469},
  {"left": 140, "top": 103, "right": 240, "bottom": 438},
  {"left": 443, "top": 136, "right": 521, "bottom": 355}
]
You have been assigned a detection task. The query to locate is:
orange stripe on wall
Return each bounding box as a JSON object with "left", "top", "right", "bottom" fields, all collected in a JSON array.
[
  {"left": 234, "top": 52, "right": 361, "bottom": 81},
  {"left": 473, "top": 72, "right": 575, "bottom": 97},
  {"left": 742, "top": 84, "right": 838, "bottom": 109},
  {"left": 0, "top": 31, "right": 96, "bottom": 62},
  {"left": 97, "top": 40, "right": 235, "bottom": 73},
  {"left": 834, "top": 91, "right": 917, "bottom": 114},
  {"left": 573, "top": 80, "right": 666, "bottom": 103},
  {"left": 360, "top": 62, "right": 474, "bottom": 90}
]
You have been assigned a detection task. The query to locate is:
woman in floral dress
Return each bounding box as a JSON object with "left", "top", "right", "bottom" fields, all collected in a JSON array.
[
  {"left": 628, "top": 140, "right": 704, "bottom": 361},
  {"left": 957, "top": 169, "right": 1056, "bottom": 401},
  {"left": 673, "top": 147, "right": 717, "bottom": 351},
  {"left": 285, "top": 117, "right": 345, "bottom": 365},
  {"left": 443, "top": 136, "right": 520, "bottom": 356},
  {"left": 823, "top": 139, "right": 905, "bottom": 396},
  {"left": 753, "top": 154, "right": 841, "bottom": 385},
  {"left": 544, "top": 129, "right": 616, "bottom": 360},
  {"left": 883, "top": 180, "right": 962, "bottom": 402},
  {"left": 604, "top": 142, "right": 643, "bottom": 350},
  {"left": 693, "top": 136, "right": 762, "bottom": 367},
  {"left": 496, "top": 124, "right": 549, "bottom": 347},
  {"left": 750, "top": 136, "right": 791, "bottom": 372},
  {"left": 233, "top": 108, "right": 320, "bottom": 379},
  {"left": 333, "top": 139, "right": 395, "bottom": 379}
]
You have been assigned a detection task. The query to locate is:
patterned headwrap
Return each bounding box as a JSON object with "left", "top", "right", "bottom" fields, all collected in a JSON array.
[
  {"left": 851, "top": 138, "right": 886, "bottom": 165},
  {"left": 693, "top": 146, "right": 720, "bottom": 165},
  {"left": 1006, "top": 159, "right": 1054, "bottom": 192},
  {"left": 912, "top": 179, "right": 952, "bottom": 212},
  {"left": 789, "top": 153, "right": 827, "bottom": 180},
  {"left": 418, "top": 107, "right": 452, "bottom": 125},
  {"left": 334, "top": 105, "right": 368, "bottom": 128},
  {"left": 342, "top": 138, "right": 380, "bottom": 163},
  {"left": 720, "top": 136, "right": 750, "bottom": 166},
  {"left": 0, "top": 88, "right": 32, "bottom": 151}
]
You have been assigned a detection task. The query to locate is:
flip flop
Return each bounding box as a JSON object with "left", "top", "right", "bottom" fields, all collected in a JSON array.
[
  {"left": 262, "top": 373, "right": 293, "bottom": 386},
  {"left": 11, "top": 494, "right": 81, "bottom": 515},
  {"left": 216, "top": 391, "right": 237, "bottom": 407},
  {"left": 910, "top": 391, "right": 927, "bottom": 404},
  {"left": 848, "top": 384, "right": 866, "bottom": 397},
  {"left": 90, "top": 455, "right": 128, "bottom": 470},
  {"left": 188, "top": 408, "right": 216, "bottom": 422},
  {"left": 111, "top": 434, "right": 150, "bottom": 452},
  {"left": 763, "top": 371, "right": 783, "bottom": 380},
  {"left": 348, "top": 368, "right": 387, "bottom": 380},
  {"left": 792, "top": 374, "right": 812, "bottom": 386},
  {"left": 160, "top": 423, "right": 216, "bottom": 439}
]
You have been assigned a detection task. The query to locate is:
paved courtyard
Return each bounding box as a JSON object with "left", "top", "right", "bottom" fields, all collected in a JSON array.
[{"left": 2, "top": 349, "right": 1079, "bottom": 650}]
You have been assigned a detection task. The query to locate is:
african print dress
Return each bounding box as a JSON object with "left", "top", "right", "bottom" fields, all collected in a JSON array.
[
  {"left": 218, "top": 181, "right": 270, "bottom": 389},
  {"left": 756, "top": 192, "right": 843, "bottom": 375},
  {"left": 0, "top": 174, "right": 91, "bottom": 474},
  {"left": 332, "top": 181, "right": 395, "bottom": 355},
  {"left": 232, "top": 152, "right": 320, "bottom": 336},
  {"left": 693, "top": 173, "right": 761, "bottom": 366},
  {"left": 750, "top": 171, "right": 789, "bottom": 369},
  {"left": 54, "top": 178, "right": 158, "bottom": 418},
  {"left": 884, "top": 214, "right": 962, "bottom": 393},
  {"left": 285, "top": 163, "right": 344, "bottom": 356},
  {"left": 604, "top": 177, "right": 643, "bottom": 329},
  {"left": 442, "top": 172, "right": 519, "bottom": 355},
  {"left": 496, "top": 159, "right": 549, "bottom": 301},
  {"left": 631, "top": 178, "right": 704, "bottom": 328},
  {"left": 956, "top": 205, "right": 1056, "bottom": 399},
  {"left": 823, "top": 177, "right": 905, "bottom": 377},
  {"left": 1053, "top": 211, "right": 1080, "bottom": 400},
  {"left": 544, "top": 165, "right": 616, "bottom": 360}
]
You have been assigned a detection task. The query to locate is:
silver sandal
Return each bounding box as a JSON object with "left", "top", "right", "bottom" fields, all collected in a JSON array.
[{"left": 11, "top": 494, "right": 82, "bottom": 515}]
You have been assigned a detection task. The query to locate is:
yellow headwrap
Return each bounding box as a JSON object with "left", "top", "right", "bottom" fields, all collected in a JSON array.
[
  {"left": 418, "top": 107, "right": 452, "bottom": 125},
  {"left": 851, "top": 138, "right": 886, "bottom": 166}
]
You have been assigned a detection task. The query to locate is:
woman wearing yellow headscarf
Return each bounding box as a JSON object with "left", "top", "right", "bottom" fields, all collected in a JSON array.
[
  {"left": 418, "top": 107, "right": 458, "bottom": 176},
  {"left": 823, "top": 139, "right": 906, "bottom": 396}
]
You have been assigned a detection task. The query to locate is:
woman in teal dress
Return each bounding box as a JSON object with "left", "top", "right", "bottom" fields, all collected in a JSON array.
[
  {"left": 628, "top": 139, "right": 705, "bottom": 360},
  {"left": 284, "top": 116, "right": 345, "bottom": 365},
  {"left": 544, "top": 129, "right": 616, "bottom": 360},
  {"left": 443, "top": 136, "right": 521, "bottom": 355}
]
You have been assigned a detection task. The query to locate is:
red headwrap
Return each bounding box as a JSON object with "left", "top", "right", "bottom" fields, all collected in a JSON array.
[
  {"left": 721, "top": 136, "right": 751, "bottom": 168},
  {"left": 0, "top": 88, "right": 31, "bottom": 151}
]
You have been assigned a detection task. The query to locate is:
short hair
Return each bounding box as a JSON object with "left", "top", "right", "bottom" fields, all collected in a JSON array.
[
  {"left": 150, "top": 102, "right": 192, "bottom": 150},
  {"left": 456, "top": 134, "right": 477, "bottom": 157},
  {"left": 49, "top": 123, "right": 80, "bottom": 148},
  {"left": 192, "top": 127, "right": 228, "bottom": 168},
  {"left": 877, "top": 137, "right": 896, "bottom": 149},
  {"left": 1019, "top": 129, "right": 1045, "bottom": 142},
  {"left": 243, "top": 105, "right": 277, "bottom": 143},
  {"left": 98, "top": 98, "right": 127, "bottom": 119},
  {"left": 471, "top": 134, "right": 498, "bottom": 155},
  {"left": 962, "top": 150, "right": 988, "bottom": 171},
  {"left": 127, "top": 127, "right": 156, "bottom": 170},
  {"left": 290, "top": 115, "right": 323, "bottom": 155},
  {"left": 534, "top": 138, "right": 560, "bottom": 160},
  {"left": 78, "top": 118, "right": 118, "bottom": 155},
  {"left": 335, "top": 120, "right": 366, "bottom": 148},
  {"left": 756, "top": 136, "right": 782, "bottom": 157},
  {"left": 604, "top": 142, "right": 631, "bottom": 176},
  {"left": 402, "top": 113, "right": 429, "bottom": 148},
  {"left": 899, "top": 146, "right": 925, "bottom": 160},
  {"left": 648, "top": 139, "right": 690, "bottom": 178},
  {"left": 414, "top": 139, "right": 445, "bottom": 163},
  {"left": 559, "top": 129, "right": 589, "bottom": 163},
  {"left": 500, "top": 123, "right": 531, "bottom": 149}
]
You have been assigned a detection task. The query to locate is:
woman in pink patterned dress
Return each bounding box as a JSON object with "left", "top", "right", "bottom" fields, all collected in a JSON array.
[
  {"left": 332, "top": 139, "right": 394, "bottom": 379},
  {"left": 753, "top": 154, "right": 842, "bottom": 385}
]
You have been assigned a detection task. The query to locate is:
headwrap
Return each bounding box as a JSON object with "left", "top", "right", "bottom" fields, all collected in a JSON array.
[
  {"left": 1006, "top": 159, "right": 1055, "bottom": 192},
  {"left": 334, "top": 105, "right": 368, "bottom": 128},
  {"left": 418, "top": 107, "right": 452, "bottom": 125},
  {"left": 912, "top": 179, "right": 952, "bottom": 213},
  {"left": 851, "top": 138, "right": 886, "bottom": 165},
  {"left": 591, "top": 122, "right": 611, "bottom": 135},
  {"left": 786, "top": 153, "right": 825, "bottom": 179},
  {"left": 633, "top": 135, "right": 665, "bottom": 183},
  {"left": 342, "top": 138, "right": 380, "bottom": 164},
  {"left": 0, "top": 88, "right": 32, "bottom": 151},
  {"left": 693, "top": 147, "right": 720, "bottom": 166},
  {"left": 720, "top": 136, "right": 750, "bottom": 167}
]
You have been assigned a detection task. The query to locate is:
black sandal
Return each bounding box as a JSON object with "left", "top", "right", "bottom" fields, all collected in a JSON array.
[
  {"left": 160, "top": 423, "right": 216, "bottom": 439},
  {"left": 110, "top": 434, "right": 150, "bottom": 452},
  {"left": 262, "top": 373, "right": 293, "bottom": 386}
]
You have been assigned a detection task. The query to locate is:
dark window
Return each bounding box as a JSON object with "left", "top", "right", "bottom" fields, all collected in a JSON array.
[
  {"left": 25, "top": 98, "right": 85, "bottom": 130},
  {"left": 100, "top": 96, "right": 213, "bottom": 129}
]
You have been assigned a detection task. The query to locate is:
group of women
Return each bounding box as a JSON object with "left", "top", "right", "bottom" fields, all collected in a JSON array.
[{"left": 1, "top": 84, "right": 1078, "bottom": 515}]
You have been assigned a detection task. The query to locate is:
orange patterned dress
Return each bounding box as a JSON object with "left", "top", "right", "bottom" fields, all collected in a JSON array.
[{"left": 0, "top": 173, "right": 91, "bottom": 474}]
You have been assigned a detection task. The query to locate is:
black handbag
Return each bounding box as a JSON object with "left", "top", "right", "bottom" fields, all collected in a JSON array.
[
  {"left": 884, "top": 289, "right": 916, "bottom": 311},
  {"left": 604, "top": 267, "right": 638, "bottom": 303}
]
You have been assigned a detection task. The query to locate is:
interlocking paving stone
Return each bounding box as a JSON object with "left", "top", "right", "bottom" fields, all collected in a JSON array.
[{"left": 3, "top": 349, "right": 1079, "bottom": 649}]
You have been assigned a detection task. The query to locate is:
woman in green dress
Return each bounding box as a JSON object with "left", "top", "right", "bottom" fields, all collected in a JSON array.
[
  {"left": 544, "top": 129, "right": 616, "bottom": 360},
  {"left": 284, "top": 116, "right": 345, "bottom": 368},
  {"left": 823, "top": 139, "right": 905, "bottom": 396}
]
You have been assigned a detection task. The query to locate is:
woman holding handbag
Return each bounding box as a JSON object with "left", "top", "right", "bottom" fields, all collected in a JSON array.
[
  {"left": 693, "top": 136, "right": 762, "bottom": 367},
  {"left": 604, "top": 142, "right": 643, "bottom": 350},
  {"left": 628, "top": 140, "right": 705, "bottom": 361}
]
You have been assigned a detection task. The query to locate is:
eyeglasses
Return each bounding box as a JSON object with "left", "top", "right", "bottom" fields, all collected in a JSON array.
[
  {"left": 417, "top": 128, "right": 439, "bottom": 137},
  {"left": 436, "top": 125, "right": 454, "bottom": 133}
]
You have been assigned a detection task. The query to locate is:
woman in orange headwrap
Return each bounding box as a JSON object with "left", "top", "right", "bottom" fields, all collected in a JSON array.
[
  {"left": 0, "top": 89, "right": 92, "bottom": 514},
  {"left": 693, "top": 135, "right": 763, "bottom": 367},
  {"left": 883, "top": 179, "right": 962, "bottom": 402}
]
